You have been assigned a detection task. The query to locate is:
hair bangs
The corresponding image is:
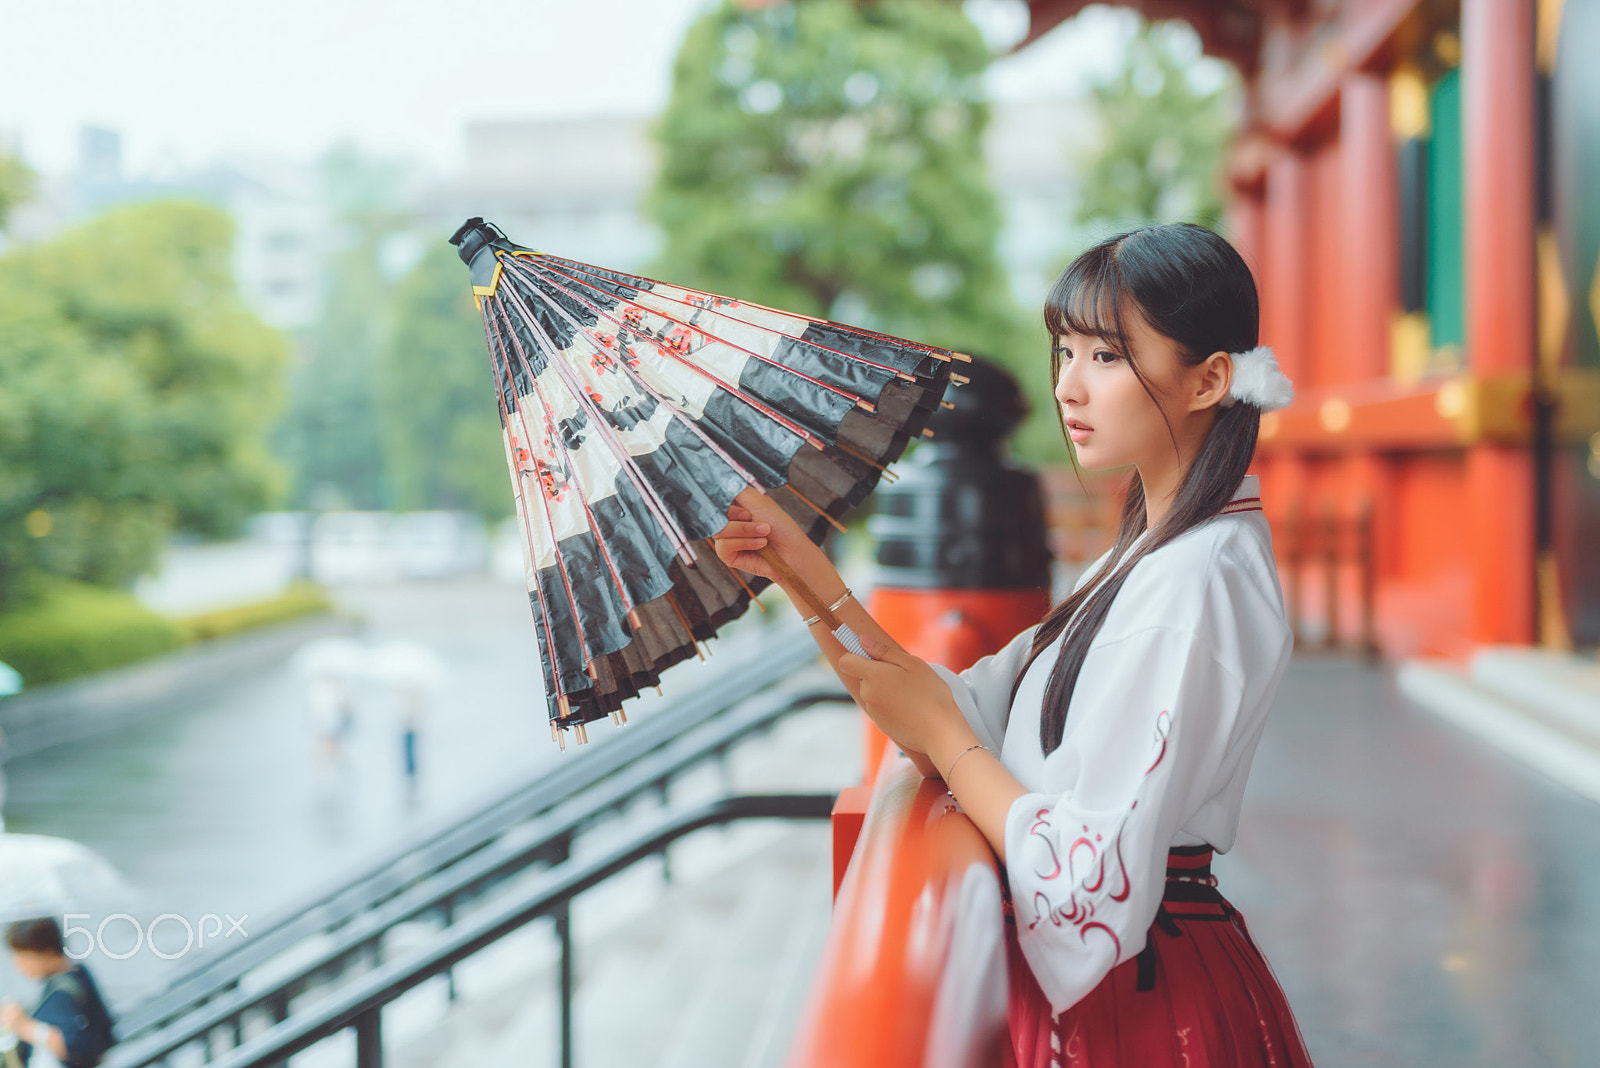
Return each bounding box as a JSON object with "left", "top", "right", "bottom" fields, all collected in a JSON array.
[{"left": 1043, "top": 242, "right": 1133, "bottom": 351}]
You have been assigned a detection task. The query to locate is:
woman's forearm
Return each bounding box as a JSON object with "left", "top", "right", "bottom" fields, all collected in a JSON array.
[{"left": 759, "top": 534, "right": 938, "bottom": 771}]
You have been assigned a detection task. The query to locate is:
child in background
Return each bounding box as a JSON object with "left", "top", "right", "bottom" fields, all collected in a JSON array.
[{"left": 0, "top": 919, "right": 114, "bottom": 1068}]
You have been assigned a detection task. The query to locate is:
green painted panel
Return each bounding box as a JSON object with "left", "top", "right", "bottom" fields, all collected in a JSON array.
[
  {"left": 1555, "top": 0, "right": 1600, "bottom": 370},
  {"left": 1426, "top": 67, "right": 1465, "bottom": 357}
]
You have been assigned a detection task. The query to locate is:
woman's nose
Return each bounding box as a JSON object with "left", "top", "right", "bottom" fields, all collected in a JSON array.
[{"left": 1054, "top": 362, "right": 1082, "bottom": 406}]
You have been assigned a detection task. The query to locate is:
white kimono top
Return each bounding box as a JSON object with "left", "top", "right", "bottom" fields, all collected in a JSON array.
[{"left": 930, "top": 474, "right": 1292, "bottom": 1014}]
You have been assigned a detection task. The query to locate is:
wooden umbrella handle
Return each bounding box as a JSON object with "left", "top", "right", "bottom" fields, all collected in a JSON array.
[{"left": 757, "top": 545, "right": 845, "bottom": 631}]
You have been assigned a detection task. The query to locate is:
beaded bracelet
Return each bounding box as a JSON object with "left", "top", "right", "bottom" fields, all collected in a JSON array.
[{"left": 800, "top": 588, "right": 854, "bottom": 627}]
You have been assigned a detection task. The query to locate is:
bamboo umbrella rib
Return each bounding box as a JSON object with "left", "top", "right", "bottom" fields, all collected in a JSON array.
[
  {"left": 503, "top": 257, "right": 770, "bottom": 495},
  {"left": 513, "top": 256, "right": 905, "bottom": 490},
  {"left": 484, "top": 316, "right": 576, "bottom": 711},
  {"left": 781, "top": 485, "right": 848, "bottom": 534},
  {"left": 536, "top": 253, "right": 965, "bottom": 367},
  {"left": 489, "top": 297, "right": 653, "bottom": 623},
  {"left": 507, "top": 257, "right": 852, "bottom": 438},
  {"left": 725, "top": 561, "right": 765, "bottom": 611},
  {"left": 502, "top": 316, "right": 641, "bottom": 626},
  {"left": 513, "top": 257, "right": 891, "bottom": 409},
  {"left": 500, "top": 332, "right": 639, "bottom": 622},
  {"left": 501, "top": 257, "right": 828, "bottom": 453},
  {"left": 493, "top": 282, "right": 703, "bottom": 562},
  {"left": 663, "top": 591, "right": 705, "bottom": 662},
  {"left": 493, "top": 287, "right": 700, "bottom": 567},
  {"left": 485, "top": 304, "right": 603, "bottom": 684}
]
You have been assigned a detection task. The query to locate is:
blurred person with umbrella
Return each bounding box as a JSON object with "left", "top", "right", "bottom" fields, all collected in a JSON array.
[
  {"left": 289, "top": 637, "right": 367, "bottom": 786},
  {"left": 365, "top": 641, "right": 446, "bottom": 801}
]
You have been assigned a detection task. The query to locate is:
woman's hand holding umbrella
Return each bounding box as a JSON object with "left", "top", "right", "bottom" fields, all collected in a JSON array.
[{"left": 714, "top": 490, "right": 943, "bottom": 777}]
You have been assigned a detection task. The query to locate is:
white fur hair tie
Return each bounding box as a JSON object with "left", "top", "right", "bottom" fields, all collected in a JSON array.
[{"left": 1222, "top": 345, "right": 1295, "bottom": 412}]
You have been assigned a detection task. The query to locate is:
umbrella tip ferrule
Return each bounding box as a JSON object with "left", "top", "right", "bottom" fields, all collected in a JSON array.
[
  {"left": 950, "top": 352, "right": 974, "bottom": 363},
  {"left": 450, "top": 218, "right": 508, "bottom": 291}
]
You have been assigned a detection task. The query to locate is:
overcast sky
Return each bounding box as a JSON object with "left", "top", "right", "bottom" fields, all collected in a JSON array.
[{"left": 0, "top": 0, "right": 1132, "bottom": 177}]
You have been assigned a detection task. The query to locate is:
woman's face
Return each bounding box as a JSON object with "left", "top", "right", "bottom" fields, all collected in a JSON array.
[{"left": 1052, "top": 313, "right": 1194, "bottom": 473}]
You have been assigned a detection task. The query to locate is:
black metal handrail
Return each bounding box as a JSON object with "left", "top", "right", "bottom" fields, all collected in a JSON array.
[
  {"left": 120, "top": 626, "right": 825, "bottom": 1037},
  {"left": 104, "top": 680, "right": 846, "bottom": 1067},
  {"left": 160, "top": 794, "right": 836, "bottom": 1068}
]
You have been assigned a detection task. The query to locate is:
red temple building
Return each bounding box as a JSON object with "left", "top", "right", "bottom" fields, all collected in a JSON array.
[{"left": 1029, "top": 0, "right": 1600, "bottom": 661}]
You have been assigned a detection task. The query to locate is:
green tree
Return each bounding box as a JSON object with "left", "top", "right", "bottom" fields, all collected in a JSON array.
[
  {"left": 648, "top": 0, "right": 1052, "bottom": 452},
  {"left": 274, "top": 146, "right": 412, "bottom": 510},
  {"left": 378, "top": 243, "right": 508, "bottom": 517},
  {"left": 0, "top": 200, "right": 288, "bottom": 607},
  {"left": 1074, "top": 19, "right": 1240, "bottom": 233},
  {"left": 276, "top": 234, "right": 393, "bottom": 510},
  {"left": 0, "top": 154, "right": 35, "bottom": 231}
]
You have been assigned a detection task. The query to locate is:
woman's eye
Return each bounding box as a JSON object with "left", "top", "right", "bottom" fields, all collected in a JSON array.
[{"left": 1093, "top": 349, "right": 1121, "bottom": 365}]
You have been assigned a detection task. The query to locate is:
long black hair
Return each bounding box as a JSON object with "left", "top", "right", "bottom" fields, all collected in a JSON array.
[{"left": 1025, "top": 223, "right": 1261, "bottom": 755}]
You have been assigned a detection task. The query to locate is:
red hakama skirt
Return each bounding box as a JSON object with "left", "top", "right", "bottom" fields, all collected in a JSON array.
[{"left": 1004, "top": 846, "right": 1314, "bottom": 1067}]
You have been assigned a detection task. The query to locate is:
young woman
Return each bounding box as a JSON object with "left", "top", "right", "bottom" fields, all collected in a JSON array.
[{"left": 714, "top": 222, "right": 1312, "bottom": 1066}]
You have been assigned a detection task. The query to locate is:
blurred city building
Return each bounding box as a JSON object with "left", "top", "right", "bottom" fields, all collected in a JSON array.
[
  {"left": 984, "top": 97, "right": 1096, "bottom": 308},
  {"left": 1, "top": 124, "right": 331, "bottom": 330},
  {"left": 425, "top": 114, "right": 661, "bottom": 270},
  {"left": 421, "top": 100, "right": 1093, "bottom": 301},
  {"left": 1027, "top": 0, "right": 1600, "bottom": 661}
]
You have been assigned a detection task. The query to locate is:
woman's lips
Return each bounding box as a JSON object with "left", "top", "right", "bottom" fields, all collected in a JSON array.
[{"left": 1066, "top": 419, "right": 1093, "bottom": 444}]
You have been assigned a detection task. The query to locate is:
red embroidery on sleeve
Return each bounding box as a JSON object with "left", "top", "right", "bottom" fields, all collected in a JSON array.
[
  {"left": 1146, "top": 709, "right": 1172, "bottom": 774},
  {"left": 1077, "top": 921, "right": 1122, "bottom": 956},
  {"left": 1029, "top": 809, "right": 1062, "bottom": 880}
]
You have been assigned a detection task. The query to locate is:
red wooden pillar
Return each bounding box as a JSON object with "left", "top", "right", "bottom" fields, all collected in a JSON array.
[
  {"left": 1338, "top": 72, "right": 1397, "bottom": 646},
  {"left": 1229, "top": 187, "right": 1267, "bottom": 290},
  {"left": 1262, "top": 151, "right": 1309, "bottom": 384},
  {"left": 1340, "top": 72, "right": 1397, "bottom": 384},
  {"left": 1260, "top": 150, "right": 1311, "bottom": 622},
  {"left": 1462, "top": 0, "right": 1537, "bottom": 645}
]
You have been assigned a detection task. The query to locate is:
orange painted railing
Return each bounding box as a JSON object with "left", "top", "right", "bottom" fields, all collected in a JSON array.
[{"left": 787, "top": 749, "right": 1009, "bottom": 1068}]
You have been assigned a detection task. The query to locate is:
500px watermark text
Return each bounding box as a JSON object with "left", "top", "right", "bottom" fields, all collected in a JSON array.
[{"left": 62, "top": 913, "right": 249, "bottom": 961}]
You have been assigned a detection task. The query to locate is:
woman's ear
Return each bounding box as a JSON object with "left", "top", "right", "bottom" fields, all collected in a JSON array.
[{"left": 1189, "top": 350, "right": 1233, "bottom": 410}]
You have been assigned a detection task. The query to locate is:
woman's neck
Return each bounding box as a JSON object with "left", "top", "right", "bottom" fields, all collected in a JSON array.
[{"left": 1138, "top": 459, "right": 1183, "bottom": 531}]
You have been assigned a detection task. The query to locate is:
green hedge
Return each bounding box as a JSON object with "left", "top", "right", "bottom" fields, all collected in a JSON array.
[
  {"left": 175, "top": 581, "right": 333, "bottom": 643},
  {"left": 0, "top": 580, "right": 336, "bottom": 689},
  {"left": 0, "top": 581, "right": 185, "bottom": 686}
]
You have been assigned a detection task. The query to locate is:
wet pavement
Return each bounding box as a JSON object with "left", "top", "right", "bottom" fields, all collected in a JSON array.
[
  {"left": 1220, "top": 654, "right": 1600, "bottom": 1067},
  {"left": 2, "top": 576, "right": 1598, "bottom": 1065},
  {"left": 1, "top": 579, "right": 557, "bottom": 1004}
]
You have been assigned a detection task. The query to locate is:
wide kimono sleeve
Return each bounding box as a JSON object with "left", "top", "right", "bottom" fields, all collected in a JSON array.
[
  {"left": 927, "top": 625, "right": 1040, "bottom": 753},
  {"left": 1005, "top": 624, "right": 1248, "bottom": 1013}
]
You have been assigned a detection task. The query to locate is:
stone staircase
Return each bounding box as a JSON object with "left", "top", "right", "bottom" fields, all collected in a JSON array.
[
  {"left": 343, "top": 699, "right": 861, "bottom": 1068},
  {"left": 1398, "top": 646, "right": 1600, "bottom": 803}
]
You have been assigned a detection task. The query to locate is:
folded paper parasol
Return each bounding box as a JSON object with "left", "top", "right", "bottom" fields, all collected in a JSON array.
[{"left": 450, "top": 218, "right": 964, "bottom": 743}]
